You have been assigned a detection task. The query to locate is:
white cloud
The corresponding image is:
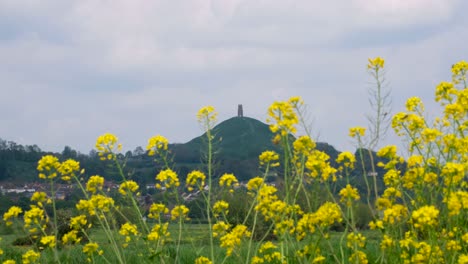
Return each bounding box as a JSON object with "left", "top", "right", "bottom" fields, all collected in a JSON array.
[{"left": 0, "top": 0, "right": 466, "bottom": 153}]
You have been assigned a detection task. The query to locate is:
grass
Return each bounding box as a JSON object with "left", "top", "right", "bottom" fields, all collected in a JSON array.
[{"left": 1, "top": 222, "right": 384, "bottom": 263}]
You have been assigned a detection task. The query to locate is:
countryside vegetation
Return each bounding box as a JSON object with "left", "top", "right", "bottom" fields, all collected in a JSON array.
[{"left": 1, "top": 58, "right": 468, "bottom": 263}]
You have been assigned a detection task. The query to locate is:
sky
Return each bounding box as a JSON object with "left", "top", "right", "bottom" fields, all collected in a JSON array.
[{"left": 1, "top": 0, "right": 467, "bottom": 154}]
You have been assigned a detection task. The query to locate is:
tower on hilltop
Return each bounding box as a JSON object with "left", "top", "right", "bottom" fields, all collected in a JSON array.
[{"left": 238, "top": 104, "right": 243, "bottom": 117}]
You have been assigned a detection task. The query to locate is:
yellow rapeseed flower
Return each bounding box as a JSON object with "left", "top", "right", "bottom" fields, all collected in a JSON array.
[
  {"left": 155, "top": 169, "right": 180, "bottom": 189},
  {"left": 339, "top": 184, "right": 360, "bottom": 206},
  {"left": 70, "top": 215, "right": 87, "bottom": 230},
  {"left": 62, "top": 230, "right": 81, "bottom": 244},
  {"left": 147, "top": 223, "right": 170, "bottom": 241},
  {"left": 259, "top": 150, "right": 280, "bottom": 167},
  {"left": 336, "top": 152, "right": 356, "bottom": 169},
  {"left": 247, "top": 177, "right": 264, "bottom": 192},
  {"left": 220, "top": 224, "right": 251, "bottom": 256},
  {"left": 219, "top": 173, "right": 239, "bottom": 193},
  {"left": 3, "top": 206, "right": 23, "bottom": 226},
  {"left": 405, "top": 97, "right": 424, "bottom": 112},
  {"left": 267, "top": 98, "right": 300, "bottom": 136},
  {"left": 347, "top": 232, "right": 366, "bottom": 248},
  {"left": 37, "top": 155, "right": 60, "bottom": 179},
  {"left": 349, "top": 127, "right": 366, "bottom": 138},
  {"left": 213, "top": 221, "right": 231, "bottom": 238},
  {"left": 349, "top": 250, "right": 368, "bottom": 264},
  {"left": 147, "top": 135, "right": 169, "bottom": 156},
  {"left": 22, "top": 250, "right": 40, "bottom": 264},
  {"left": 119, "top": 222, "right": 139, "bottom": 243},
  {"left": 40, "top": 235, "right": 56, "bottom": 248},
  {"left": 83, "top": 242, "right": 103, "bottom": 256},
  {"left": 411, "top": 205, "right": 439, "bottom": 229},
  {"left": 95, "top": 133, "right": 120, "bottom": 160},
  {"left": 368, "top": 56, "right": 385, "bottom": 69},
  {"left": 86, "top": 175, "right": 105, "bottom": 194},
  {"left": 186, "top": 170, "right": 206, "bottom": 191},
  {"left": 197, "top": 106, "right": 218, "bottom": 130},
  {"left": 213, "top": 200, "right": 229, "bottom": 217},
  {"left": 119, "top": 180, "right": 139, "bottom": 196},
  {"left": 58, "top": 159, "right": 80, "bottom": 181},
  {"left": 194, "top": 256, "right": 212, "bottom": 264},
  {"left": 171, "top": 205, "right": 189, "bottom": 221},
  {"left": 148, "top": 203, "right": 169, "bottom": 219}
]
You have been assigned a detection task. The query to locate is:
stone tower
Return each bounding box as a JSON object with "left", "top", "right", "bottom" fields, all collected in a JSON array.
[{"left": 238, "top": 104, "right": 243, "bottom": 117}]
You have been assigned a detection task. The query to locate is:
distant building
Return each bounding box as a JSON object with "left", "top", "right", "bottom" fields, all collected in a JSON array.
[{"left": 238, "top": 104, "right": 243, "bottom": 117}]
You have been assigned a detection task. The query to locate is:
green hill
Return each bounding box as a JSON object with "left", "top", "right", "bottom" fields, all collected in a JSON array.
[{"left": 169, "top": 116, "right": 344, "bottom": 181}]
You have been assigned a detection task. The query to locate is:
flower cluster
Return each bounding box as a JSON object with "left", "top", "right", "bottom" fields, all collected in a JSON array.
[
  {"left": 155, "top": 169, "right": 180, "bottom": 189},
  {"left": 95, "top": 133, "right": 121, "bottom": 160},
  {"left": 186, "top": 170, "right": 206, "bottom": 191}
]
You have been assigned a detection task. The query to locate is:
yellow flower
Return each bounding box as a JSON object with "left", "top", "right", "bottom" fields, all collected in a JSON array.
[
  {"left": 58, "top": 159, "right": 80, "bottom": 181},
  {"left": 259, "top": 150, "right": 280, "bottom": 167},
  {"left": 147, "top": 135, "right": 169, "bottom": 156},
  {"left": 266, "top": 98, "right": 300, "bottom": 136},
  {"left": 119, "top": 180, "right": 139, "bottom": 196},
  {"left": 213, "top": 221, "right": 231, "bottom": 237},
  {"left": 305, "top": 150, "right": 337, "bottom": 181},
  {"left": 95, "top": 133, "right": 120, "bottom": 160},
  {"left": 213, "top": 200, "right": 229, "bottom": 217},
  {"left": 459, "top": 254, "right": 468, "bottom": 264},
  {"left": 347, "top": 232, "right": 366, "bottom": 248},
  {"left": 3, "top": 260, "right": 16, "bottom": 264},
  {"left": 119, "top": 222, "right": 139, "bottom": 243},
  {"left": 22, "top": 250, "right": 40, "bottom": 264},
  {"left": 147, "top": 223, "right": 170, "bottom": 241},
  {"left": 171, "top": 205, "right": 189, "bottom": 220},
  {"left": 220, "top": 224, "right": 251, "bottom": 256},
  {"left": 411, "top": 205, "right": 439, "bottom": 229},
  {"left": 219, "top": 173, "right": 239, "bottom": 192},
  {"left": 339, "top": 184, "right": 360, "bottom": 206},
  {"left": 446, "top": 191, "right": 468, "bottom": 216},
  {"left": 197, "top": 106, "right": 218, "bottom": 130},
  {"left": 70, "top": 215, "right": 87, "bottom": 230},
  {"left": 435, "top": 81, "right": 457, "bottom": 103},
  {"left": 155, "top": 169, "right": 180, "bottom": 189},
  {"left": 148, "top": 203, "right": 169, "bottom": 219},
  {"left": 83, "top": 242, "right": 102, "bottom": 256},
  {"left": 186, "top": 170, "right": 206, "bottom": 191},
  {"left": 377, "top": 145, "right": 397, "bottom": 159},
  {"left": 247, "top": 177, "right": 264, "bottom": 192},
  {"left": 23, "top": 206, "right": 45, "bottom": 233},
  {"left": 194, "top": 256, "right": 212, "bottom": 264},
  {"left": 336, "top": 152, "right": 356, "bottom": 169},
  {"left": 421, "top": 128, "right": 442, "bottom": 143},
  {"left": 383, "top": 204, "right": 408, "bottom": 224},
  {"left": 349, "top": 250, "right": 368, "bottom": 264},
  {"left": 441, "top": 162, "right": 465, "bottom": 186},
  {"left": 380, "top": 235, "right": 394, "bottom": 250},
  {"left": 368, "top": 56, "right": 385, "bottom": 69},
  {"left": 37, "top": 155, "right": 60, "bottom": 179},
  {"left": 40, "top": 235, "right": 56, "bottom": 248},
  {"left": 293, "top": 135, "right": 315, "bottom": 154},
  {"left": 77, "top": 195, "right": 114, "bottom": 216},
  {"left": 86, "top": 175, "right": 105, "bottom": 194},
  {"left": 31, "top": 192, "right": 48, "bottom": 207},
  {"left": 405, "top": 97, "right": 424, "bottom": 112},
  {"left": 452, "top": 60, "right": 468, "bottom": 84},
  {"left": 349, "top": 127, "right": 366, "bottom": 138},
  {"left": 3, "top": 206, "right": 23, "bottom": 226},
  {"left": 62, "top": 230, "right": 81, "bottom": 244},
  {"left": 369, "top": 220, "right": 384, "bottom": 230}
]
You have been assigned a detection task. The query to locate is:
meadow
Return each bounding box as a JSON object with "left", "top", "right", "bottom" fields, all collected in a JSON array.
[{"left": 1, "top": 57, "right": 468, "bottom": 263}]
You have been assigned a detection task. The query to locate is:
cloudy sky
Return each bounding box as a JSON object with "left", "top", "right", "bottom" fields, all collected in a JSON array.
[{"left": 1, "top": 0, "right": 467, "bottom": 154}]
